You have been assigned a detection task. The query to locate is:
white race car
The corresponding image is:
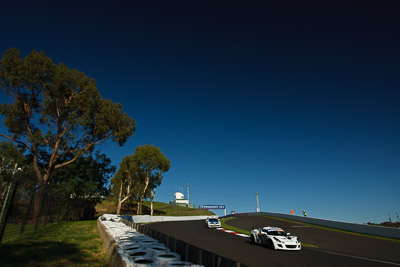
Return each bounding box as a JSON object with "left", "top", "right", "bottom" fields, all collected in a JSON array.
[
  {"left": 250, "top": 226, "right": 301, "bottom": 251},
  {"left": 205, "top": 216, "right": 221, "bottom": 228}
]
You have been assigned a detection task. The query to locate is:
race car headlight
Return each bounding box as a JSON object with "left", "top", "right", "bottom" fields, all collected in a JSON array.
[{"left": 273, "top": 237, "right": 282, "bottom": 243}]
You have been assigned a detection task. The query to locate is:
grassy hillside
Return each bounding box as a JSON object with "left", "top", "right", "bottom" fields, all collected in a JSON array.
[
  {"left": 0, "top": 201, "right": 213, "bottom": 266},
  {"left": 95, "top": 199, "right": 215, "bottom": 217},
  {"left": 0, "top": 221, "right": 108, "bottom": 267}
]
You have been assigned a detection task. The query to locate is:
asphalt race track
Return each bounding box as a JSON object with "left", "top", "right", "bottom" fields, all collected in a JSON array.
[{"left": 145, "top": 215, "right": 400, "bottom": 267}]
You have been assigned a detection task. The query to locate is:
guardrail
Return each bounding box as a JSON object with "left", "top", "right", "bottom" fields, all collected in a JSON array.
[
  {"left": 121, "top": 217, "right": 249, "bottom": 267},
  {"left": 223, "top": 212, "right": 400, "bottom": 239}
]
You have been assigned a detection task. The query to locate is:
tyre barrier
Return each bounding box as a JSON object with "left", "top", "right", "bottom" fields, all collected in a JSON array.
[
  {"left": 162, "top": 261, "right": 200, "bottom": 266},
  {"left": 146, "top": 244, "right": 171, "bottom": 256},
  {"left": 98, "top": 214, "right": 206, "bottom": 267},
  {"left": 138, "top": 239, "right": 160, "bottom": 247},
  {"left": 131, "top": 257, "right": 157, "bottom": 267},
  {"left": 125, "top": 218, "right": 248, "bottom": 267},
  {"left": 122, "top": 244, "right": 142, "bottom": 253},
  {"left": 128, "top": 248, "right": 153, "bottom": 260},
  {"left": 154, "top": 252, "right": 181, "bottom": 265}
]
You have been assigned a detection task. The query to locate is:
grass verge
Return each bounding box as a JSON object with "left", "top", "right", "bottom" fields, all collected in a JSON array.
[
  {"left": 0, "top": 220, "right": 108, "bottom": 267},
  {"left": 220, "top": 217, "right": 318, "bottom": 248}
]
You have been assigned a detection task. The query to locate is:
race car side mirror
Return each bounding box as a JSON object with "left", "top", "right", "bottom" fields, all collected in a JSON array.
[{"left": 287, "top": 233, "right": 290, "bottom": 236}]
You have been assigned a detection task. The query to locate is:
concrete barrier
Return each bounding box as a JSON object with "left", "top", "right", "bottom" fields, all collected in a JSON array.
[
  {"left": 123, "top": 215, "right": 210, "bottom": 224},
  {"left": 131, "top": 222, "right": 249, "bottom": 267},
  {"left": 98, "top": 214, "right": 213, "bottom": 267},
  {"left": 223, "top": 212, "right": 400, "bottom": 239},
  {"left": 97, "top": 217, "right": 130, "bottom": 266}
]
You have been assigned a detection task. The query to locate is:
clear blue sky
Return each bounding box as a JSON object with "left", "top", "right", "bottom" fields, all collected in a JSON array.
[{"left": 1, "top": 1, "right": 399, "bottom": 223}]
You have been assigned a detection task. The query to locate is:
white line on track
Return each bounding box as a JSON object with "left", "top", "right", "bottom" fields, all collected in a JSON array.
[
  {"left": 309, "top": 249, "right": 400, "bottom": 266},
  {"left": 236, "top": 234, "right": 250, "bottom": 237}
]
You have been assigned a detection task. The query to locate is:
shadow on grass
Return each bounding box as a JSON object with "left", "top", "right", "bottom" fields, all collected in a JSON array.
[{"left": 0, "top": 241, "right": 99, "bottom": 266}]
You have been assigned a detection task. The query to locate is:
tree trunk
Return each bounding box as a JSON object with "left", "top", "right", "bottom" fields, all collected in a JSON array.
[
  {"left": 138, "top": 174, "right": 150, "bottom": 215},
  {"left": 20, "top": 189, "right": 35, "bottom": 234},
  {"left": 33, "top": 183, "right": 46, "bottom": 223},
  {"left": 136, "top": 193, "right": 141, "bottom": 215},
  {"left": 34, "top": 186, "right": 47, "bottom": 230},
  {"left": 117, "top": 182, "right": 123, "bottom": 215},
  {"left": 117, "top": 183, "right": 131, "bottom": 215}
]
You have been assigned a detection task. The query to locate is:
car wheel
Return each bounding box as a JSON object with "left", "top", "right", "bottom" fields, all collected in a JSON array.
[
  {"left": 268, "top": 239, "right": 275, "bottom": 250},
  {"left": 250, "top": 235, "right": 255, "bottom": 244},
  {"left": 261, "top": 237, "right": 267, "bottom": 247}
]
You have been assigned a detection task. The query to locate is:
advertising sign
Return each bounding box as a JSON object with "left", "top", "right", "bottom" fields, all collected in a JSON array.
[{"left": 203, "top": 205, "right": 226, "bottom": 209}]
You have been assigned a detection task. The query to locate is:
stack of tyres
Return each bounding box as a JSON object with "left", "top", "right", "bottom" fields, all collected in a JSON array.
[
  {"left": 118, "top": 236, "right": 157, "bottom": 266},
  {"left": 137, "top": 238, "right": 159, "bottom": 247},
  {"left": 121, "top": 244, "right": 142, "bottom": 255},
  {"left": 145, "top": 244, "right": 171, "bottom": 256},
  {"left": 128, "top": 248, "right": 154, "bottom": 261},
  {"left": 131, "top": 257, "right": 157, "bottom": 267},
  {"left": 162, "top": 261, "right": 205, "bottom": 267},
  {"left": 100, "top": 215, "right": 206, "bottom": 266},
  {"left": 153, "top": 252, "right": 181, "bottom": 265}
]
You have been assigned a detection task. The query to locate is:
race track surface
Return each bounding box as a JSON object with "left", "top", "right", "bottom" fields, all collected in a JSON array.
[{"left": 145, "top": 215, "right": 400, "bottom": 267}]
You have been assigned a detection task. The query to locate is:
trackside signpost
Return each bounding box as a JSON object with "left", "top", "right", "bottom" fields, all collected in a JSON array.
[{"left": 203, "top": 205, "right": 226, "bottom": 216}]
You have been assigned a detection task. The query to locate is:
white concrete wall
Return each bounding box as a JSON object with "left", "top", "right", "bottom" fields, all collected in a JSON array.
[{"left": 123, "top": 215, "right": 209, "bottom": 224}]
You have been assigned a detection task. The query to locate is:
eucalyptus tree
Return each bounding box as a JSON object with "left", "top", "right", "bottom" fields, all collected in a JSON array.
[
  {"left": 0, "top": 48, "right": 135, "bottom": 216},
  {"left": 112, "top": 145, "right": 170, "bottom": 215},
  {"left": 132, "top": 145, "right": 170, "bottom": 214},
  {"left": 111, "top": 155, "right": 145, "bottom": 215},
  {"left": 55, "top": 152, "right": 115, "bottom": 200},
  {"left": 53, "top": 152, "right": 115, "bottom": 219}
]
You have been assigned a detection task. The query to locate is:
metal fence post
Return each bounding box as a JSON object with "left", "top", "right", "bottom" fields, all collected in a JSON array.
[
  {"left": 0, "top": 183, "right": 12, "bottom": 228},
  {"left": 198, "top": 249, "right": 203, "bottom": 265},
  {"left": 51, "top": 197, "right": 59, "bottom": 224},
  {"left": 44, "top": 194, "right": 53, "bottom": 226},
  {"left": 34, "top": 191, "right": 47, "bottom": 230},
  {"left": 0, "top": 182, "right": 18, "bottom": 242},
  {"left": 173, "top": 237, "right": 177, "bottom": 252},
  {"left": 185, "top": 244, "right": 189, "bottom": 261},
  {"left": 20, "top": 189, "right": 36, "bottom": 235},
  {"left": 65, "top": 203, "right": 70, "bottom": 221}
]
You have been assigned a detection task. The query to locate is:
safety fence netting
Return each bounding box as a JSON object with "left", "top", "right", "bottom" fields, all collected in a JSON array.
[{"left": 0, "top": 180, "right": 97, "bottom": 243}]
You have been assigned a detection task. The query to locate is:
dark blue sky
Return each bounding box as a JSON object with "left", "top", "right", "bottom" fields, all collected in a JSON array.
[{"left": 1, "top": 1, "right": 399, "bottom": 223}]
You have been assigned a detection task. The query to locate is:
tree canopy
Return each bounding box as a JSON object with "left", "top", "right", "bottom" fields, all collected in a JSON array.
[
  {"left": 111, "top": 155, "right": 145, "bottom": 214},
  {"left": 133, "top": 145, "right": 170, "bottom": 214},
  {"left": 111, "top": 145, "right": 170, "bottom": 214},
  {"left": 0, "top": 48, "right": 136, "bottom": 187},
  {"left": 54, "top": 151, "right": 115, "bottom": 201}
]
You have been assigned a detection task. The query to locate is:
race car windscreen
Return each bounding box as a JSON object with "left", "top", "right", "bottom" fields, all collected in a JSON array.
[
  {"left": 267, "top": 230, "right": 287, "bottom": 236},
  {"left": 209, "top": 219, "right": 219, "bottom": 223}
]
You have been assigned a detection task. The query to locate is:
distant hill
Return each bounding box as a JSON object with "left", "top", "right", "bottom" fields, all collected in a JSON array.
[{"left": 95, "top": 199, "right": 215, "bottom": 217}]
